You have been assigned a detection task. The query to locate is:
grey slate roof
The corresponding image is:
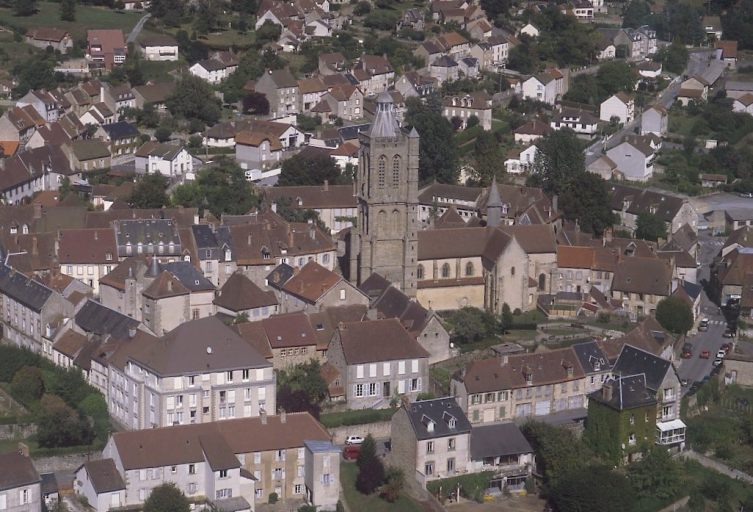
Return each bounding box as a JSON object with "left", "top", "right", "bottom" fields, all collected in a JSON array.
[
  {"left": 572, "top": 340, "right": 611, "bottom": 374},
  {"left": 161, "top": 261, "right": 215, "bottom": 292},
  {"left": 404, "top": 397, "right": 472, "bottom": 441},
  {"left": 470, "top": 423, "right": 533, "bottom": 461},
  {"left": 75, "top": 299, "right": 140, "bottom": 340},
  {"left": 114, "top": 219, "right": 181, "bottom": 255},
  {"left": 266, "top": 263, "right": 296, "bottom": 290},
  {"left": 588, "top": 374, "right": 657, "bottom": 411},
  {"left": 80, "top": 459, "right": 125, "bottom": 493},
  {"left": 612, "top": 344, "right": 671, "bottom": 392},
  {"left": 0, "top": 264, "right": 53, "bottom": 312}
]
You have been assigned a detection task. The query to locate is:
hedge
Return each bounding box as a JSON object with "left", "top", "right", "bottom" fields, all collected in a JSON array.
[
  {"left": 426, "top": 471, "right": 495, "bottom": 503},
  {"left": 319, "top": 408, "right": 396, "bottom": 428}
]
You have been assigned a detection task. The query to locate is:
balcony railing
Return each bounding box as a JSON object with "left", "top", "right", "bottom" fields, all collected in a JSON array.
[{"left": 656, "top": 431, "right": 686, "bottom": 445}]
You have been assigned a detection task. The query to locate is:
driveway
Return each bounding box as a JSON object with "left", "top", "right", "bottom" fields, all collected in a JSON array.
[{"left": 127, "top": 13, "right": 151, "bottom": 44}]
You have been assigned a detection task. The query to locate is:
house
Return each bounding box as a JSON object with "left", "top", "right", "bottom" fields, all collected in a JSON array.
[
  {"left": 267, "top": 260, "right": 369, "bottom": 313},
  {"left": 25, "top": 27, "right": 73, "bottom": 53},
  {"left": 0, "top": 105, "right": 46, "bottom": 145},
  {"left": 513, "top": 119, "right": 552, "bottom": 144},
  {"left": 326, "top": 318, "right": 430, "bottom": 409},
  {"left": 318, "top": 52, "right": 347, "bottom": 75},
  {"left": 504, "top": 145, "right": 538, "bottom": 174},
  {"left": 64, "top": 140, "right": 112, "bottom": 174},
  {"left": 255, "top": 69, "right": 300, "bottom": 117},
  {"left": 468, "top": 36, "right": 510, "bottom": 71},
  {"left": 87, "top": 29, "right": 127, "bottom": 70},
  {"left": 263, "top": 183, "right": 358, "bottom": 234},
  {"left": 596, "top": 32, "right": 616, "bottom": 61},
  {"left": 134, "top": 142, "right": 193, "bottom": 177},
  {"left": 605, "top": 137, "right": 655, "bottom": 181},
  {"left": 442, "top": 92, "right": 492, "bottom": 130},
  {"left": 298, "top": 77, "right": 328, "bottom": 113},
  {"left": 214, "top": 271, "right": 279, "bottom": 320},
  {"left": 586, "top": 375, "right": 658, "bottom": 463},
  {"left": 235, "top": 131, "right": 283, "bottom": 171},
  {"left": 351, "top": 55, "right": 394, "bottom": 96},
  {"left": 550, "top": 108, "right": 599, "bottom": 135},
  {"left": 640, "top": 104, "right": 668, "bottom": 136},
  {"left": 322, "top": 84, "right": 364, "bottom": 121},
  {"left": 102, "top": 83, "right": 136, "bottom": 119},
  {"left": 700, "top": 173, "right": 727, "bottom": 188},
  {"left": 722, "top": 226, "right": 753, "bottom": 258},
  {"left": 133, "top": 82, "right": 175, "bottom": 112},
  {"left": 587, "top": 155, "right": 619, "bottom": 180},
  {"left": 391, "top": 397, "right": 473, "bottom": 485},
  {"left": 563, "top": 0, "right": 593, "bottom": 19},
  {"left": 0, "top": 145, "right": 72, "bottom": 205},
  {"left": 188, "top": 224, "right": 235, "bottom": 287},
  {"left": 189, "top": 56, "right": 237, "bottom": 84},
  {"left": 451, "top": 347, "right": 587, "bottom": 424},
  {"left": 702, "top": 15, "right": 723, "bottom": 41},
  {"left": 637, "top": 60, "right": 662, "bottom": 79},
  {"left": 107, "top": 316, "right": 275, "bottom": 430},
  {"left": 721, "top": 344, "right": 753, "bottom": 387},
  {"left": 457, "top": 57, "right": 480, "bottom": 79},
  {"left": 74, "top": 459, "right": 126, "bottom": 512},
  {"left": 58, "top": 228, "right": 118, "bottom": 294},
  {"left": 608, "top": 184, "right": 698, "bottom": 234},
  {"left": 429, "top": 56, "right": 460, "bottom": 85},
  {"left": 0, "top": 450, "right": 41, "bottom": 512},
  {"left": 113, "top": 218, "right": 182, "bottom": 260},
  {"left": 714, "top": 248, "right": 753, "bottom": 304},
  {"left": 518, "top": 23, "right": 539, "bottom": 38},
  {"left": 101, "top": 121, "right": 140, "bottom": 157},
  {"left": 0, "top": 264, "right": 71, "bottom": 354},
  {"left": 617, "top": 26, "right": 657, "bottom": 60},
  {"left": 80, "top": 102, "right": 116, "bottom": 126},
  {"left": 17, "top": 90, "right": 60, "bottom": 123},
  {"left": 394, "top": 72, "right": 437, "bottom": 99},
  {"left": 732, "top": 94, "right": 753, "bottom": 114},
  {"left": 95, "top": 412, "right": 335, "bottom": 509},
  {"left": 725, "top": 80, "right": 753, "bottom": 100},
  {"left": 234, "top": 311, "right": 324, "bottom": 369},
  {"left": 521, "top": 68, "right": 566, "bottom": 105},
  {"left": 611, "top": 256, "right": 672, "bottom": 320},
  {"left": 139, "top": 35, "right": 179, "bottom": 62},
  {"left": 600, "top": 92, "right": 634, "bottom": 124},
  {"left": 469, "top": 423, "right": 535, "bottom": 493}
]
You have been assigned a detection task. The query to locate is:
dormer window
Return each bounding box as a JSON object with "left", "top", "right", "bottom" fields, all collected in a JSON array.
[
  {"left": 105, "top": 252, "right": 112, "bottom": 261},
  {"left": 225, "top": 249, "right": 231, "bottom": 261},
  {"left": 22, "top": 224, "right": 28, "bottom": 234},
  {"left": 9, "top": 225, "right": 17, "bottom": 234}
]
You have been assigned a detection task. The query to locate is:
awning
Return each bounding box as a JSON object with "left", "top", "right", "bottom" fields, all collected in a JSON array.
[{"left": 657, "top": 419, "right": 686, "bottom": 432}]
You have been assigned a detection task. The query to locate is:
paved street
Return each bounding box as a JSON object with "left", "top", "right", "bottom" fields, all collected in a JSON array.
[
  {"left": 691, "top": 191, "right": 753, "bottom": 215},
  {"left": 127, "top": 13, "right": 151, "bottom": 44}
]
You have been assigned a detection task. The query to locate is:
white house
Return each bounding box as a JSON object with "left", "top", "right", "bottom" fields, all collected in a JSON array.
[
  {"left": 550, "top": 108, "right": 599, "bottom": 135},
  {"left": 521, "top": 69, "right": 566, "bottom": 105},
  {"left": 505, "top": 144, "right": 538, "bottom": 174},
  {"left": 641, "top": 104, "right": 668, "bottom": 136},
  {"left": 606, "top": 137, "right": 655, "bottom": 181},
  {"left": 600, "top": 92, "right": 634, "bottom": 124},
  {"left": 189, "top": 56, "right": 237, "bottom": 84},
  {"left": 732, "top": 94, "right": 753, "bottom": 114},
  {"left": 519, "top": 23, "right": 539, "bottom": 38},
  {"left": 134, "top": 142, "right": 193, "bottom": 178},
  {"left": 139, "top": 35, "right": 179, "bottom": 61}
]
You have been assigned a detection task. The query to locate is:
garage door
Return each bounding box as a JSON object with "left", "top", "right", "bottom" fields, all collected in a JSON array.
[
  {"left": 483, "top": 408, "right": 495, "bottom": 422},
  {"left": 535, "top": 400, "right": 551, "bottom": 416}
]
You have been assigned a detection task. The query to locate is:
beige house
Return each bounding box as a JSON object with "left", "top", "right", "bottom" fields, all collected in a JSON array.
[
  {"left": 611, "top": 256, "right": 672, "bottom": 320},
  {"left": 263, "top": 183, "right": 358, "bottom": 234},
  {"left": 107, "top": 316, "right": 275, "bottom": 430},
  {"left": 0, "top": 451, "right": 41, "bottom": 512},
  {"left": 442, "top": 92, "right": 493, "bottom": 130},
  {"left": 234, "top": 312, "right": 323, "bottom": 370},
  {"left": 322, "top": 84, "right": 364, "bottom": 121},
  {"left": 451, "top": 347, "right": 587, "bottom": 423},
  {"left": 214, "top": 272, "right": 279, "bottom": 320},
  {"left": 391, "top": 398, "right": 473, "bottom": 486},
  {"left": 58, "top": 228, "right": 118, "bottom": 294}
]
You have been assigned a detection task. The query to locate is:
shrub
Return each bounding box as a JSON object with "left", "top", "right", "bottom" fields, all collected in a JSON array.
[
  {"left": 268, "top": 493, "right": 278, "bottom": 504},
  {"left": 427, "top": 472, "right": 494, "bottom": 502}
]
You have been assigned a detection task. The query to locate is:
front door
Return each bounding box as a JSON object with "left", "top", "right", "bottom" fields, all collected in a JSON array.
[{"left": 383, "top": 382, "right": 390, "bottom": 397}]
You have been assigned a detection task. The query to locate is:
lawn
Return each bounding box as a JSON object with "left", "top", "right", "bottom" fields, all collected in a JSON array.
[
  {"left": 0, "top": 2, "right": 144, "bottom": 40},
  {"left": 0, "top": 30, "right": 42, "bottom": 72},
  {"left": 319, "top": 407, "right": 396, "bottom": 428},
  {"left": 340, "top": 461, "right": 423, "bottom": 512}
]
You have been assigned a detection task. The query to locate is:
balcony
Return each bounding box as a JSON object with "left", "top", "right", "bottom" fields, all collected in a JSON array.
[{"left": 656, "top": 419, "right": 686, "bottom": 446}]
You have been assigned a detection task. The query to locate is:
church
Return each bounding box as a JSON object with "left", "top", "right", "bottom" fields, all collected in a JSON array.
[{"left": 347, "top": 93, "right": 558, "bottom": 314}]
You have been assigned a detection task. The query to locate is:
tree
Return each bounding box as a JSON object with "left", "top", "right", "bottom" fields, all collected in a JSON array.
[
  {"left": 596, "top": 61, "right": 637, "bottom": 97},
  {"left": 154, "top": 126, "right": 172, "bottom": 143},
  {"left": 550, "top": 466, "right": 636, "bottom": 512},
  {"left": 627, "top": 448, "right": 682, "bottom": 502},
  {"left": 256, "top": 20, "right": 282, "bottom": 43},
  {"left": 356, "top": 435, "right": 385, "bottom": 494},
  {"left": 193, "top": 0, "right": 221, "bottom": 34},
  {"left": 10, "top": 366, "right": 44, "bottom": 405},
  {"left": 143, "top": 483, "right": 190, "bottom": 512},
  {"left": 655, "top": 297, "right": 693, "bottom": 335},
  {"left": 533, "top": 129, "right": 585, "bottom": 195},
  {"left": 172, "top": 160, "right": 260, "bottom": 218},
  {"left": 500, "top": 303, "right": 513, "bottom": 334},
  {"left": 166, "top": 75, "right": 221, "bottom": 125},
  {"left": 479, "top": 0, "right": 510, "bottom": 24},
  {"left": 242, "top": 93, "right": 270, "bottom": 115},
  {"left": 279, "top": 152, "right": 342, "bottom": 186},
  {"left": 60, "top": 0, "right": 75, "bottom": 21},
  {"left": 353, "top": 0, "right": 370, "bottom": 15},
  {"left": 149, "top": 0, "right": 183, "bottom": 22},
  {"left": 381, "top": 467, "right": 405, "bottom": 502},
  {"left": 622, "top": 0, "right": 651, "bottom": 28},
  {"left": 471, "top": 131, "right": 503, "bottom": 185},
  {"left": 272, "top": 196, "right": 328, "bottom": 232},
  {"left": 36, "top": 394, "right": 94, "bottom": 448},
  {"left": 130, "top": 174, "right": 169, "bottom": 208},
  {"left": 276, "top": 361, "right": 328, "bottom": 417},
  {"left": 13, "top": 59, "right": 55, "bottom": 97},
  {"left": 521, "top": 422, "right": 587, "bottom": 486},
  {"left": 444, "top": 307, "right": 499, "bottom": 345},
  {"left": 405, "top": 97, "right": 458, "bottom": 184},
  {"left": 722, "top": 0, "right": 753, "bottom": 49},
  {"left": 13, "top": 0, "right": 36, "bottom": 15},
  {"left": 635, "top": 213, "right": 667, "bottom": 242},
  {"left": 558, "top": 172, "right": 616, "bottom": 236},
  {"left": 655, "top": 42, "right": 688, "bottom": 75},
  {"left": 507, "top": 35, "right": 537, "bottom": 74}
]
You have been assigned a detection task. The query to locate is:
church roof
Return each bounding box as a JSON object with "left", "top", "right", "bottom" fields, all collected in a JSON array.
[{"left": 369, "top": 91, "right": 401, "bottom": 139}]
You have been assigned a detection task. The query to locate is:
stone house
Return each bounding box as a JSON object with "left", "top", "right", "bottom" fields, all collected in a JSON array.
[
  {"left": 325, "top": 319, "right": 430, "bottom": 409},
  {"left": 106, "top": 316, "right": 275, "bottom": 430},
  {"left": 451, "top": 347, "right": 587, "bottom": 424},
  {"left": 322, "top": 84, "right": 364, "bottom": 121},
  {"left": 263, "top": 183, "right": 358, "bottom": 234},
  {"left": 0, "top": 106, "right": 46, "bottom": 145},
  {"left": 442, "top": 92, "right": 493, "bottom": 130},
  {"left": 255, "top": 69, "right": 300, "bottom": 117},
  {"left": 214, "top": 271, "right": 279, "bottom": 320},
  {"left": 468, "top": 423, "right": 535, "bottom": 493},
  {"left": 189, "top": 224, "right": 235, "bottom": 287},
  {"left": 0, "top": 451, "right": 41, "bottom": 512},
  {"left": 64, "top": 140, "right": 112, "bottom": 175},
  {"left": 351, "top": 55, "right": 395, "bottom": 96},
  {"left": 25, "top": 27, "right": 73, "bottom": 53},
  {"left": 429, "top": 56, "right": 460, "bottom": 85},
  {"left": 234, "top": 311, "right": 322, "bottom": 369},
  {"left": 608, "top": 184, "right": 698, "bottom": 235},
  {"left": 297, "top": 77, "right": 328, "bottom": 113},
  {"left": 394, "top": 72, "right": 437, "bottom": 99},
  {"left": 57, "top": 228, "right": 118, "bottom": 294},
  {"left": 610, "top": 256, "right": 672, "bottom": 320},
  {"left": 391, "top": 397, "right": 472, "bottom": 486},
  {"left": 101, "top": 122, "right": 141, "bottom": 157}
]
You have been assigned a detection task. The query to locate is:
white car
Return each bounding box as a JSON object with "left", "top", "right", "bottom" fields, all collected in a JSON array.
[
  {"left": 345, "top": 435, "right": 364, "bottom": 445},
  {"left": 717, "top": 349, "right": 727, "bottom": 359}
]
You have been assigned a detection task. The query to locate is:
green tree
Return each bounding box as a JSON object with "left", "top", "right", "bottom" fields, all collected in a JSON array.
[
  {"left": 558, "top": 172, "right": 616, "bottom": 236},
  {"left": 532, "top": 129, "right": 585, "bottom": 195},
  {"left": 550, "top": 466, "right": 636, "bottom": 512},
  {"left": 381, "top": 466, "right": 405, "bottom": 503},
  {"left": 272, "top": 196, "right": 328, "bottom": 232},
  {"left": 78, "top": 392, "right": 110, "bottom": 442},
  {"left": 60, "top": 0, "right": 75, "bottom": 21},
  {"left": 143, "top": 483, "right": 190, "bottom": 512},
  {"left": 722, "top": 0, "right": 753, "bottom": 49},
  {"left": 256, "top": 20, "right": 282, "bottom": 43},
  {"left": 130, "top": 174, "right": 169, "bottom": 208},
  {"left": 154, "top": 126, "right": 172, "bottom": 143},
  {"left": 279, "top": 153, "right": 343, "bottom": 186},
  {"left": 277, "top": 361, "right": 328, "bottom": 405},
  {"left": 655, "top": 297, "right": 693, "bottom": 335},
  {"left": 500, "top": 303, "right": 513, "bottom": 334},
  {"left": 10, "top": 366, "right": 44, "bottom": 406},
  {"left": 521, "top": 422, "right": 587, "bottom": 486},
  {"left": 404, "top": 97, "right": 459, "bottom": 184},
  {"left": 507, "top": 35, "right": 537, "bottom": 74},
  {"left": 444, "top": 307, "right": 499, "bottom": 345},
  {"left": 149, "top": 0, "right": 184, "bottom": 21},
  {"left": 353, "top": 0, "right": 370, "bottom": 15},
  {"left": 13, "top": 0, "right": 36, "bottom": 15},
  {"left": 13, "top": 59, "right": 55, "bottom": 97},
  {"left": 166, "top": 75, "right": 221, "bottom": 125},
  {"left": 627, "top": 448, "right": 682, "bottom": 502},
  {"left": 635, "top": 212, "right": 667, "bottom": 242},
  {"left": 655, "top": 42, "right": 688, "bottom": 75},
  {"left": 622, "top": 0, "right": 651, "bottom": 28},
  {"left": 596, "top": 61, "right": 637, "bottom": 97},
  {"left": 471, "top": 131, "right": 503, "bottom": 185},
  {"left": 172, "top": 160, "right": 259, "bottom": 218},
  {"left": 480, "top": 0, "right": 510, "bottom": 24},
  {"left": 356, "top": 435, "right": 385, "bottom": 494},
  {"left": 36, "top": 394, "right": 94, "bottom": 448}
]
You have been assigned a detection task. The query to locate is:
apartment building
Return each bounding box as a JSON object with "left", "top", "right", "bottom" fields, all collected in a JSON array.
[{"left": 107, "top": 316, "right": 275, "bottom": 430}]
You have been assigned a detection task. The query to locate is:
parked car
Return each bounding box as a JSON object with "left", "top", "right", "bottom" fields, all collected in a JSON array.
[
  {"left": 345, "top": 435, "right": 364, "bottom": 445},
  {"left": 698, "top": 318, "right": 709, "bottom": 332},
  {"left": 721, "top": 343, "right": 732, "bottom": 353},
  {"left": 681, "top": 349, "right": 692, "bottom": 359},
  {"left": 342, "top": 444, "right": 361, "bottom": 460},
  {"left": 723, "top": 329, "right": 735, "bottom": 338},
  {"left": 713, "top": 358, "right": 723, "bottom": 367},
  {"left": 717, "top": 349, "right": 727, "bottom": 359},
  {"left": 700, "top": 350, "right": 711, "bottom": 359}
]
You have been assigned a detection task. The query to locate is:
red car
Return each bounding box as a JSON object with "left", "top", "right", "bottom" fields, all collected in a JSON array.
[
  {"left": 721, "top": 343, "right": 732, "bottom": 354},
  {"left": 700, "top": 350, "right": 711, "bottom": 359},
  {"left": 342, "top": 445, "right": 361, "bottom": 461}
]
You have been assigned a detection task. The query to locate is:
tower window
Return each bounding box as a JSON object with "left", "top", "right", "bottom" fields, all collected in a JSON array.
[
  {"left": 378, "top": 156, "right": 386, "bottom": 188},
  {"left": 465, "top": 262, "right": 474, "bottom": 276},
  {"left": 441, "top": 263, "right": 451, "bottom": 278},
  {"left": 417, "top": 264, "right": 424, "bottom": 280},
  {"left": 392, "top": 155, "right": 401, "bottom": 187}
]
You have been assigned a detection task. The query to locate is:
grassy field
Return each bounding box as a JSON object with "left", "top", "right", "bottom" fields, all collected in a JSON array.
[
  {"left": 0, "top": 2, "right": 144, "bottom": 40},
  {"left": 0, "top": 30, "right": 41, "bottom": 72},
  {"left": 341, "top": 461, "right": 424, "bottom": 512},
  {"left": 319, "top": 407, "right": 396, "bottom": 428}
]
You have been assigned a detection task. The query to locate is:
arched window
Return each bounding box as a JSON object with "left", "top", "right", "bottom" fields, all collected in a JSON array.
[
  {"left": 392, "top": 155, "right": 401, "bottom": 187},
  {"left": 538, "top": 273, "right": 546, "bottom": 291},
  {"left": 465, "top": 262, "right": 474, "bottom": 276},
  {"left": 378, "top": 156, "right": 386, "bottom": 188},
  {"left": 417, "top": 264, "right": 424, "bottom": 280},
  {"left": 511, "top": 266, "right": 515, "bottom": 276},
  {"left": 441, "top": 263, "right": 451, "bottom": 278}
]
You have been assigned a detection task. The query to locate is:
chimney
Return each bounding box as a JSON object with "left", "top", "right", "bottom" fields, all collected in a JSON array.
[
  {"left": 260, "top": 408, "right": 267, "bottom": 425},
  {"left": 602, "top": 381, "right": 613, "bottom": 401},
  {"left": 323, "top": 179, "right": 329, "bottom": 192},
  {"left": 31, "top": 236, "right": 38, "bottom": 256},
  {"left": 128, "top": 327, "right": 137, "bottom": 339},
  {"left": 33, "top": 202, "right": 42, "bottom": 220}
]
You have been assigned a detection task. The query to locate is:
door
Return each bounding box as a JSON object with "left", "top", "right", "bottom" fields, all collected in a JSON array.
[
  {"left": 483, "top": 408, "right": 495, "bottom": 422},
  {"left": 535, "top": 400, "right": 551, "bottom": 416},
  {"left": 383, "top": 382, "right": 390, "bottom": 397}
]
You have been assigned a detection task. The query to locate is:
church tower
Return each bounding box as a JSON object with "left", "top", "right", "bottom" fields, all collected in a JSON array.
[{"left": 349, "top": 92, "right": 419, "bottom": 296}]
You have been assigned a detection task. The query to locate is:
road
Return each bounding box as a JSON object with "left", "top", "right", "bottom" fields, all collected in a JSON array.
[
  {"left": 691, "top": 191, "right": 753, "bottom": 215},
  {"left": 127, "top": 13, "right": 151, "bottom": 44}
]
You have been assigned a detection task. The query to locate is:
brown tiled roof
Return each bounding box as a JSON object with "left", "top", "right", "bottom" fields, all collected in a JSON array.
[
  {"left": 418, "top": 227, "right": 489, "bottom": 260},
  {"left": 80, "top": 459, "right": 125, "bottom": 493},
  {"left": 233, "top": 321, "right": 273, "bottom": 359},
  {"left": 501, "top": 225, "right": 557, "bottom": 253},
  {"left": 716, "top": 40, "right": 738, "bottom": 59},
  {"left": 99, "top": 256, "right": 148, "bottom": 291},
  {"left": 263, "top": 184, "right": 356, "bottom": 209},
  {"left": 308, "top": 304, "right": 367, "bottom": 349},
  {"left": 461, "top": 347, "right": 585, "bottom": 394},
  {"left": 281, "top": 261, "right": 342, "bottom": 303},
  {"left": 611, "top": 256, "right": 672, "bottom": 296},
  {"left": 614, "top": 316, "right": 672, "bottom": 357},
  {"left": 112, "top": 412, "right": 329, "bottom": 470},
  {"left": 514, "top": 120, "right": 552, "bottom": 136},
  {"left": 53, "top": 330, "right": 88, "bottom": 358},
  {"left": 27, "top": 27, "right": 69, "bottom": 42},
  {"left": 297, "top": 77, "right": 327, "bottom": 94},
  {"left": 0, "top": 452, "right": 39, "bottom": 490},
  {"left": 557, "top": 245, "right": 595, "bottom": 269},
  {"left": 214, "top": 272, "right": 278, "bottom": 312},
  {"left": 719, "top": 249, "right": 753, "bottom": 286},
  {"left": 336, "top": 318, "right": 429, "bottom": 364},
  {"left": 85, "top": 208, "right": 198, "bottom": 229},
  {"left": 262, "top": 312, "right": 317, "bottom": 349},
  {"left": 142, "top": 270, "right": 189, "bottom": 299},
  {"left": 57, "top": 228, "right": 117, "bottom": 264}
]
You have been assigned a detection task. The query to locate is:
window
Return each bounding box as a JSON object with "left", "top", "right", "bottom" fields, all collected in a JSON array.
[
  {"left": 485, "top": 392, "right": 495, "bottom": 403},
  {"left": 378, "top": 156, "right": 386, "bottom": 188},
  {"left": 448, "top": 438, "right": 456, "bottom": 451},
  {"left": 447, "top": 458, "right": 455, "bottom": 473},
  {"left": 189, "top": 464, "right": 196, "bottom": 475},
  {"left": 416, "top": 264, "right": 424, "bottom": 280},
  {"left": 355, "top": 384, "right": 364, "bottom": 397},
  {"left": 465, "top": 262, "right": 474, "bottom": 276},
  {"left": 219, "top": 469, "right": 228, "bottom": 478},
  {"left": 392, "top": 155, "right": 401, "bottom": 187},
  {"left": 294, "top": 484, "right": 303, "bottom": 494},
  {"left": 629, "top": 414, "right": 635, "bottom": 425},
  {"left": 216, "top": 489, "right": 232, "bottom": 499},
  {"left": 226, "top": 371, "right": 233, "bottom": 382},
  {"left": 497, "top": 391, "right": 508, "bottom": 401},
  {"left": 19, "top": 490, "right": 29, "bottom": 505},
  {"left": 171, "top": 465, "right": 177, "bottom": 474},
  {"left": 628, "top": 433, "right": 636, "bottom": 446},
  {"left": 511, "top": 266, "right": 515, "bottom": 276},
  {"left": 426, "top": 441, "right": 434, "bottom": 454},
  {"left": 424, "top": 462, "right": 434, "bottom": 476},
  {"left": 411, "top": 378, "right": 420, "bottom": 391},
  {"left": 441, "top": 263, "right": 450, "bottom": 278}
]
